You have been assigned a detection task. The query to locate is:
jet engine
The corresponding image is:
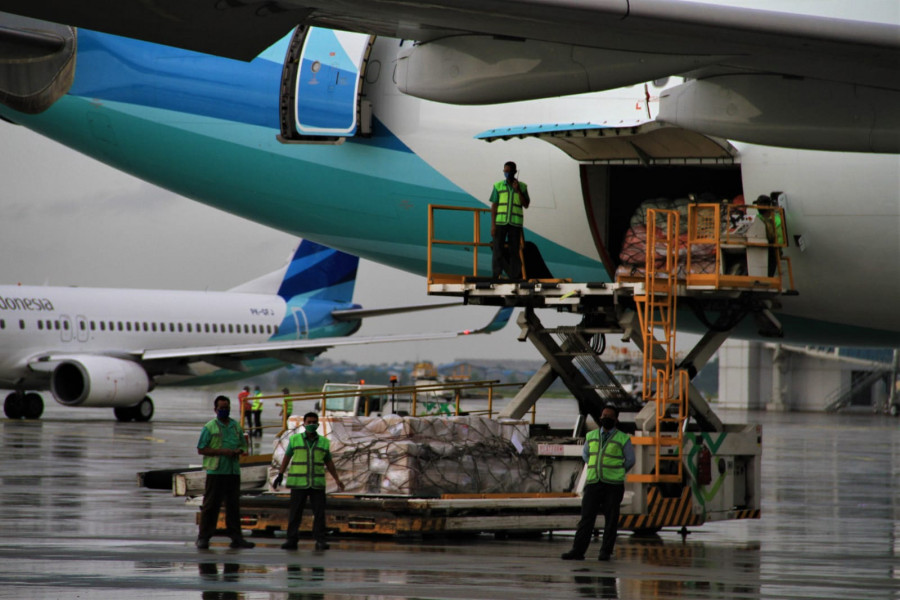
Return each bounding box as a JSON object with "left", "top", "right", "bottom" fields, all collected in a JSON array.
[
  {"left": 50, "top": 356, "right": 150, "bottom": 408},
  {"left": 0, "top": 12, "right": 76, "bottom": 114}
]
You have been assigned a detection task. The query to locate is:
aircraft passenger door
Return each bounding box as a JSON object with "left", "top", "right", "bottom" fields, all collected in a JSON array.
[
  {"left": 75, "top": 315, "right": 89, "bottom": 342},
  {"left": 59, "top": 315, "right": 73, "bottom": 342},
  {"left": 278, "top": 26, "right": 374, "bottom": 142},
  {"left": 291, "top": 308, "right": 309, "bottom": 339}
]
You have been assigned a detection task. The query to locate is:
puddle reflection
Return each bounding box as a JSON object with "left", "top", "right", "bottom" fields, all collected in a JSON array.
[{"left": 199, "top": 562, "right": 243, "bottom": 600}]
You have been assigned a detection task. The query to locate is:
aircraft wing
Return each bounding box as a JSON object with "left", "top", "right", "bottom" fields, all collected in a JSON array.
[
  {"left": 3, "top": 1, "right": 898, "bottom": 90},
  {"left": 138, "top": 307, "right": 513, "bottom": 367}
]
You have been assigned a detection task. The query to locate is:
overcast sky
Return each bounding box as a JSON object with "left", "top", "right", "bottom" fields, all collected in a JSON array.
[{"left": 0, "top": 122, "right": 602, "bottom": 365}]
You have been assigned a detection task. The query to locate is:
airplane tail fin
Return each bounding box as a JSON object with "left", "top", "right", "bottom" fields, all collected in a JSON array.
[
  {"left": 229, "top": 239, "right": 359, "bottom": 302},
  {"left": 276, "top": 239, "right": 359, "bottom": 302}
]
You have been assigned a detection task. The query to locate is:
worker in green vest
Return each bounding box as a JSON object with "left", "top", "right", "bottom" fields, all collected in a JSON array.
[
  {"left": 490, "top": 161, "right": 530, "bottom": 281},
  {"left": 195, "top": 395, "right": 254, "bottom": 550},
  {"left": 250, "top": 385, "right": 263, "bottom": 437},
  {"left": 281, "top": 387, "right": 294, "bottom": 420},
  {"left": 273, "top": 412, "right": 345, "bottom": 550},
  {"left": 562, "top": 405, "right": 635, "bottom": 561}
]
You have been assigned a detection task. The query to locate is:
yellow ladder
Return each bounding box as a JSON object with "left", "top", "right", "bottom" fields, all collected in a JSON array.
[{"left": 634, "top": 209, "right": 688, "bottom": 484}]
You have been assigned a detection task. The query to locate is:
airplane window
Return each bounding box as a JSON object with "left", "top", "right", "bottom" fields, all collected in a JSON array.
[
  {"left": 252, "top": 324, "right": 257, "bottom": 334},
  {"left": 19, "top": 320, "right": 25, "bottom": 330},
  {"left": 221, "top": 323, "right": 226, "bottom": 333},
  {"left": 196, "top": 323, "right": 201, "bottom": 332},
  {"left": 64, "top": 321, "right": 69, "bottom": 330},
  {"left": 80, "top": 321, "right": 86, "bottom": 330},
  {"left": 151, "top": 323, "right": 157, "bottom": 332},
  {"left": 186, "top": 323, "right": 192, "bottom": 333},
  {"left": 228, "top": 324, "right": 234, "bottom": 334},
  {"left": 55, "top": 321, "right": 60, "bottom": 330},
  {"left": 38, "top": 321, "right": 43, "bottom": 330},
  {"left": 143, "top": 323, "right": 149, "bottom": 332},
  {"left": 100, "top": 322, "right": 106, "bottom": 331},
  {"left": 118, "top": 322, "right": 123, "bottom": 331},
  {"left": 159, "top": 322, "right": 165, "bottom": 331},
  {"left": 0, "top": 319, "right": 4, "bottom": 329},
  {"left": 212, "top": 324, "right": 218, "bottom": 333},
  {"left": 243, "top": 324, "right": 249, "bottom": 334},
  {"left": 205, "top": 323, "right": 210, "bottom": 333},
  {"left": 178, "top": 323, "right": 183, "bottom": 332},
  {"left": 126, "top": 322, "right": 132, "bottom": 332},
  {"left": 90, "top": 321, "right": 96, "bottom": 331},
  {"left": 170, "top": 323, "right": 176, "bottom": 332}
]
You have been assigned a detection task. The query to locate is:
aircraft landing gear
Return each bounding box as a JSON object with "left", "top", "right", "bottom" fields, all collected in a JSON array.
[
  {"left": 114, "top": 397, "right": 154, "bottom": 422},
  {"left": 4, "top": 392, "right": 44, "bottom": 419}
]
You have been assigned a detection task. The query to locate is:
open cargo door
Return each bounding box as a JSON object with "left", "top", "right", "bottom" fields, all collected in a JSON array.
[{"left": 477, "top": 120, "right": 743, "bottom": 276}]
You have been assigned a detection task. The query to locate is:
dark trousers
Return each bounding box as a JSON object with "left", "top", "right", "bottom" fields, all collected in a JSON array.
[
  {"left": 244, "top": 410, "right": 253, "bottom": 433},
  {"left": 570, "top": 481, "right": 625, "bottom": 557},
  {"left": 492, "top": 225, "right": 523, "bottom": 280},
  {"left": 252, "top": 410, "right": 262, "bottom": 436},
  {"left": 285, "top": 487, "right": 327, "bottom": 543},
  {"left": 198, "top": 474, "right": 243, "bottom": 542}
]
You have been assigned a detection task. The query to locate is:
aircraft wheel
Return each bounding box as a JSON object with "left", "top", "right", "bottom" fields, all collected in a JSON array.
[
  {"left": 4, "top": 392, "right": 23, "bottom": 419},
  {"left": 890, "top": 403, "right": 900, "bottom": 417},
  {"left": 113, "top": 406, "right": 134, "bottom": 422},
  {"left": 22, "top": 393, "right": 44, "bottom": 420},
  {"left": 134, "top": 397, "right": 154, "bottom": 422}
]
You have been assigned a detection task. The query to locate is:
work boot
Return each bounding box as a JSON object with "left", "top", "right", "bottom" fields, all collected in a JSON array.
[
  {"left": 314, "top": 541, "right": 330, "bottom": 550},
  {"left": 281, "top": 540, "right": 298, "bottom": 550},
  {"left": 230, "top": 538, "right": 255, "bottom": 549},
  {"left": 195, "top": 538, "right": 210, "bottom": 550},
  {"left": 560, "top": 551, "right": 584, "bottom": 560}
]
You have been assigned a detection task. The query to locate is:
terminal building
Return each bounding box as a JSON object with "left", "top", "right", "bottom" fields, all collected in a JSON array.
[{"left": 718, "top": 342, "right": 898, "bottom": 414}]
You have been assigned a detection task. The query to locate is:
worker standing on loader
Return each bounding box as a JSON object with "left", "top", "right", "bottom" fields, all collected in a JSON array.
[
  {"left": 250, "top": 386, "right": 264, "bottom": 437},
  {"left": 273, "top": 412, "right": 345, "bottom": 550}
]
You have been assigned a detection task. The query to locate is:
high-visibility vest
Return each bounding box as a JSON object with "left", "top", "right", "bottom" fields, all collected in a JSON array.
[
  {"left": 251, "top": 391, "right": 263, "bottom": 411},
  {"left": 201, "top": 418, "right": 244, "bottom": 472},
  {"left": 585, "top": 428, "right": 630, "bottom": 485},
  {"left": 493, "top": 181, "right": 527, "bottom": 227},
  {"left": 774, "top": 211, "right": 785, "bottom": 246},
  {"left": 286, "top": 433, "right": 330, "bottom": 489}
]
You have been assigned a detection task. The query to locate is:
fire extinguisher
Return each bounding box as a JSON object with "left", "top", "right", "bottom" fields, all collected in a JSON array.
[{"left": 697, "top": 444, "right": 712, "bottom": 485}]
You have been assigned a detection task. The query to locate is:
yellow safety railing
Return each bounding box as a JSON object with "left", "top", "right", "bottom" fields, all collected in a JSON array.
[
  {"left": 631, "top": 208, "right": 688, "bottom": 484},
  {"left": 686, "top": 203, "right": 793, "bottom": 291},
  {"left": 427, "top": 204, "right": 492, "bottom": 284},
  {"left": 263, "top": 381, "right": 528, "bottom": 436}
]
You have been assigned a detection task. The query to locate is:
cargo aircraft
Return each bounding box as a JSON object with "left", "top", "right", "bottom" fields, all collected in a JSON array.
[
  {"left": 0, "top": 1, "right": 898, "bottom": 350},
  {"left": 0, "top": 239, "right": 510, "bottom": 421}
]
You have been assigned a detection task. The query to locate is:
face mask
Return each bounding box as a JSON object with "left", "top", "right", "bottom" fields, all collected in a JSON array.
[
  {"left": 600, "top": 417, "right": 616, "bottom": 430},
  {"left": 217, "top": 408, "right": 230, "bottom": 420},
  {"left": 505, "top": 171, "right": 515, "bottom": 181},
  {"left": 305, "top": 423, "right": 319, "bottom": 434}
]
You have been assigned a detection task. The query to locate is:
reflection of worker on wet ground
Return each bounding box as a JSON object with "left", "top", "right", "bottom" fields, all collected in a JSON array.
[{"left": 490, "top": 161, "right": 530, "bottom": 281}]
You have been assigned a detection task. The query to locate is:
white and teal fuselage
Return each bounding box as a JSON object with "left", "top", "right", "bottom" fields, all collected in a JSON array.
[{"left": 4, "top": 30, "right": 900, "bottom": 346}]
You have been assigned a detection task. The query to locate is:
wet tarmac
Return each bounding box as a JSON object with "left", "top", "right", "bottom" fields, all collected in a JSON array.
[{"left": 1, "top": 391, "right": 898, "bottom": 599}]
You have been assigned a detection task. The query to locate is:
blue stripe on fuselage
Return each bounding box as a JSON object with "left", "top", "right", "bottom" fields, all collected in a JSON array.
[{"left": 70, "top": 30, "right": 413, "bottom": 153}]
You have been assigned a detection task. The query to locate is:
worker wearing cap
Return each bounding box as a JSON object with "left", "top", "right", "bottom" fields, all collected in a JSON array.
[
  {"left": 490, "top": 161, "right": 530, "bottom": 281},
  {"left": 273, "top": 412, "right": 345, "bottom": 550},
  {"left": 195, "top": 395, "right": 254, "bottom": 550},
  {"left": 562, "top": 405, "right": 635, "bottom": 561}
]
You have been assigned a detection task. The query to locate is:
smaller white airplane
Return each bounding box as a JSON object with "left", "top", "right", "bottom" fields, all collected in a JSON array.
[{"left": 0, "top": 240, "right": 510, "bottom": 421}]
